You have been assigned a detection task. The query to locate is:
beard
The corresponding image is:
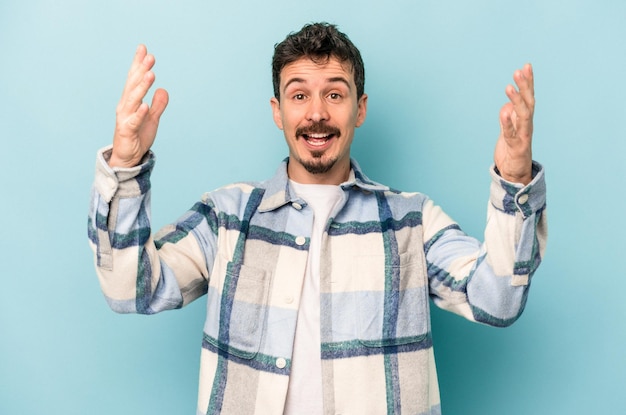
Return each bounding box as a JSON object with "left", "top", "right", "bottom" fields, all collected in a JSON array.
[{"left": 298, "top": 151, "right": 338, "bottom": 175}]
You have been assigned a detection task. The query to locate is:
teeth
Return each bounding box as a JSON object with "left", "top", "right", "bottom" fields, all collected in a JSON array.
[
  {"left": 302, "top": 133, "right": 332, "bottom": 146},
  {"left": 308, "top": 139, "right": 327, "bottom": 147}
]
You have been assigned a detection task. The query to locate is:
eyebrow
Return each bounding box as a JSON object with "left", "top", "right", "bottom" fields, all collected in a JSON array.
[{"left": 283, "top": 76, "right": 352, "bottom": 92}]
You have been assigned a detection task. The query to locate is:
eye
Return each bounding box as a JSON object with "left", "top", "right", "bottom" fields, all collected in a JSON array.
[
  {"left": 328, "top": 93, "right": 341, "bottom": 100},
  {"left": 294, "top": 93, "right": 306, "bottom": 101}
]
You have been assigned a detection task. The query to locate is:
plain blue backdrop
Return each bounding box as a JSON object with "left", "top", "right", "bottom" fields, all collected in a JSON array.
[{"left": 1, "top": 0, "right": 624, "bottom": 414}]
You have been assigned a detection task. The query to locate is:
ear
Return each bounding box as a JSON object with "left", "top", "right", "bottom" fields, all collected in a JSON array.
[
  {"left": 355, "top": 93, "right": 368, "bottom": 127},
  {"left": 270, "top": 97, "right": 284, "bottom": 130}
]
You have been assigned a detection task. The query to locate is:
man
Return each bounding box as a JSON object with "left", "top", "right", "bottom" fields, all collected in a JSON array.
[{"left": 88, "top": 22, "right": 546, "bottom": 415}]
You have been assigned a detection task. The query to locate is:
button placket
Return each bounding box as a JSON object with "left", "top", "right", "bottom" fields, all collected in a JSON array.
[{"left": 518, "top": 193, "right": 529, "bottom": 204}]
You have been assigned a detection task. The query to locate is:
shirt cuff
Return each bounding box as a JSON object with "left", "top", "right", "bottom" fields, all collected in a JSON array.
[
  {"left": 94, "top": 145, "right": 155, "bottom": 203},
  {"left": 489, "top": 161, "right": 546, "bottom": 218}
]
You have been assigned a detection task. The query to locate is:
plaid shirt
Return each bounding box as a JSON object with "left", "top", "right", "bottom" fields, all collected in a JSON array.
[{"left": 88, "top": 146, "right": 547, "bottom": 415}]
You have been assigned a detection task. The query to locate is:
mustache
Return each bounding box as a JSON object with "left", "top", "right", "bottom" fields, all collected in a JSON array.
[{"left": 295, "top": 121, "right": 341, "bottom": 138}]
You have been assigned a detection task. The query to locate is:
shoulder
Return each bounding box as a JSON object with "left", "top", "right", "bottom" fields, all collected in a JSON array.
[{"left": 200, "top": 180, "right": 267, "bottom": 211}]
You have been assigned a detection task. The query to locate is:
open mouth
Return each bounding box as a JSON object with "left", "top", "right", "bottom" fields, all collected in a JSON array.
[
  {"left": 297, "top": 122, "right": 341, "bottom": 148},
  {"left": 302, "top": 132, "right": 336, "bottom": 147}
]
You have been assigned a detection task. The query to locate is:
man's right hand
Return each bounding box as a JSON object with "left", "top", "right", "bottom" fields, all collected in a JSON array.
[{"left": 109, "top": 44, "right": 169, "bottom": 168}]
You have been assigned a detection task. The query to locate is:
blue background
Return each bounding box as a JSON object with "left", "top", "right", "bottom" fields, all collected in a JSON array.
[{"left": 1, "top": 0, "right": 624, "bottom": 414}]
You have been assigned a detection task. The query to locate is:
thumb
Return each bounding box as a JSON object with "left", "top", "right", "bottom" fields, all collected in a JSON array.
[{"left": 149, "top": 88, "right": 169, "bottom": 120}]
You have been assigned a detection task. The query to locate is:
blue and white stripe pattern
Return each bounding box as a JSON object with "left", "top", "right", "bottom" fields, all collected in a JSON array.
[{"left": 88, "top": 146, "right": 547, "bottom": 414}]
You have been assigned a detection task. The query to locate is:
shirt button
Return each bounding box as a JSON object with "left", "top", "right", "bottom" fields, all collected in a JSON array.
[
  {"left": 285, "top": 296, "right": 294, "bottom": 304},
  {"left": 295, "top": 236, "right": 306, "bottom": 246},
  {"left": 292, "top": 202, "right": 303, "bottom": 210},
  {"left": 276, "top": 358, "right": 287, "bottom": 369},
  {"left": 518, "top": 194, "right": 529, "bottom": 204}
]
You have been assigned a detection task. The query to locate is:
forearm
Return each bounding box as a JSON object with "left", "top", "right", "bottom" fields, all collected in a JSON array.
[
  {"left": 87, "top": 147, "right": 210, "bottom": 313},
  {"left": 425, "top": 162, "right": 547, "bottom": 326},
  {"left": 469, "top": 162, "right": 546, "bottom": 324}
]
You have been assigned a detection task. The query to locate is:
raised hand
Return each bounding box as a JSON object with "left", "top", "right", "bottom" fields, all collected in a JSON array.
[
  {"left": 109, "top": 45, "right": 169, "bottom": 168},
  {"left": 494, "top": 63, "right": 534, "bottom": 185}
]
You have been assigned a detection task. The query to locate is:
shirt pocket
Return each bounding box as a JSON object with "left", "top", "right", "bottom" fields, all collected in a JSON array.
[
  {"left": 353, "top": 252, "right": 430, "bottom": 348},
  {"left": 206, "top": 255, "right": 271, "bottom": 359}
]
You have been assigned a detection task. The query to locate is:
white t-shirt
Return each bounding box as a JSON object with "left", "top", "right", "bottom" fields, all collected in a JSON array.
[{"left": 283, "top": 181, "right": 344, "bottom": 414}]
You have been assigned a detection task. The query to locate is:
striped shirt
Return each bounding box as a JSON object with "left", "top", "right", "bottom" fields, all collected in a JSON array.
[{"left": 88, "top": 146, "right": 547, "bottom": 415}]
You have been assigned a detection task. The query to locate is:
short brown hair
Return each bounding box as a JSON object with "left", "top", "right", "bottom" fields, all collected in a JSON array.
[{"left": 272, "top": 22, "right": 365, "bottom": 100}]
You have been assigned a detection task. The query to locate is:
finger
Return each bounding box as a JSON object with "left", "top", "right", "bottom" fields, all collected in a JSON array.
[
  {"left": 499, "top": 103, "right": 516, "bottom": 140},
  {"left": 149, "top": 88, "right": 169, "bottom": 121},
  {"left": 119, "top": 70, "right": 156, "bottom": 116},
  {"left": 121, "top": 47, "right": 156, "bottom": 103},
  {"left": 523, "top": 63, "right": 534, "bottom": 93},
  {"left": 506, "top": 82, "right": 532, "bottom": 119},
  {"left": 513, "top": 65, "right": 535, "bottom": 114},
  {"left": 504, "top": 86, "right": 532, "bottom": 140},
  {"left": 128, "top": 44, "right": 148, "bottom": 77},
  {"left": 120, "top": 45, "right": 147, "bottom": 97},
  {"left": 521, "top": 63, "right": 534, "bottom": 95}
]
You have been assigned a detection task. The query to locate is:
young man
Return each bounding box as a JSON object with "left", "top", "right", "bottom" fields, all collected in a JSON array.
[{"left": 89, "top": 23, "right": 546, "bottom": 415}]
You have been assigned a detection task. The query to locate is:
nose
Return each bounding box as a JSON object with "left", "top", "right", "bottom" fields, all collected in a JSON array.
[{"left": 306, "top": 96, "right": 329, "bottom": 122}]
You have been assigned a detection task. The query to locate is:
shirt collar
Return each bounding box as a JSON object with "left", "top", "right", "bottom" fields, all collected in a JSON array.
[{"left": 257, "top": 158, "right": 389, "bottom": 212}]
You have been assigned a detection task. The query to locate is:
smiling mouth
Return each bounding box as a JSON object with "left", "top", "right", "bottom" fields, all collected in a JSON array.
[
  {"left": 296, "top": 122, "right": 341, "bottom": 147},
  {"left": 302, "top": 132, "right": 336, "bottom": 146}
]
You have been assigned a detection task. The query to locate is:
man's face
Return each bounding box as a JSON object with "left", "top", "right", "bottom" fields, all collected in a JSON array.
[{"left": 270, "top": 57, "right": 367, "bottom": 184}]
